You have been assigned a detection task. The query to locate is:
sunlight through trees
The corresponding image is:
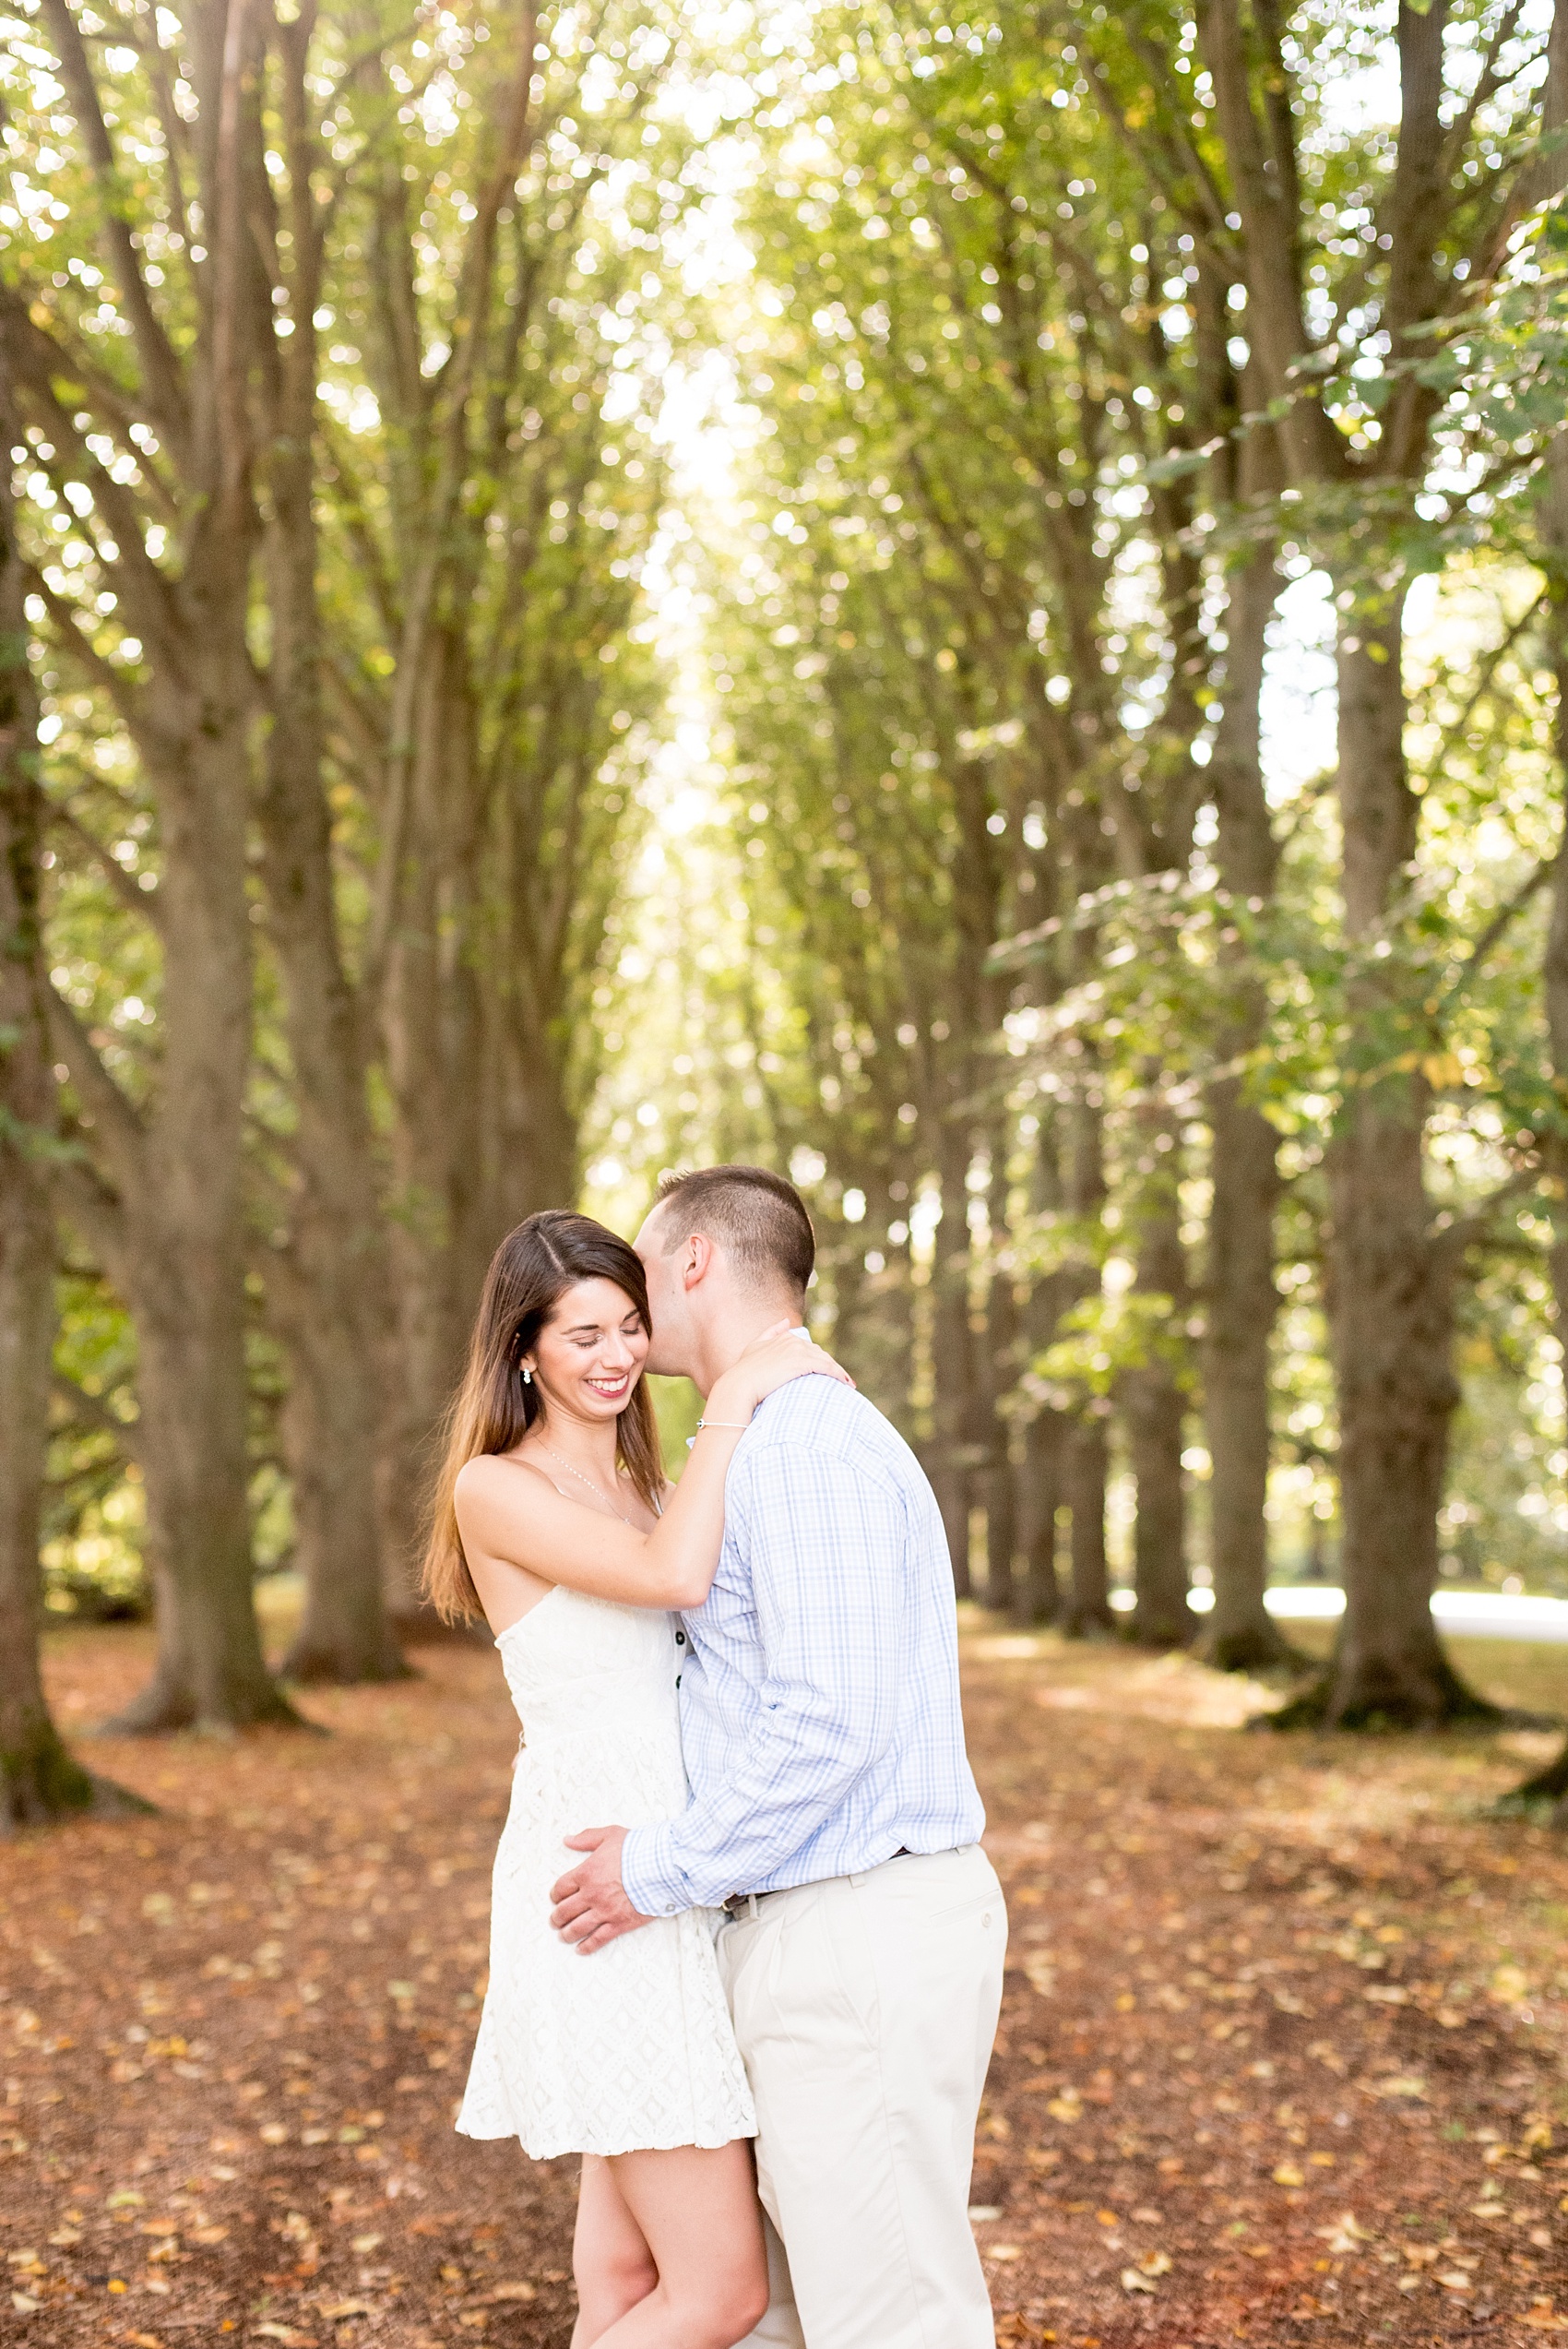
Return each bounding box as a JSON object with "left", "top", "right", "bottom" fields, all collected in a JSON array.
[{"left": 1, "top": 0, "right": 1566, "bottom": 1804}]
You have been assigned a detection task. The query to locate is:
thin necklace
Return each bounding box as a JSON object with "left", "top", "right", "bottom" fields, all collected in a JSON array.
[{"left": 535, "top": 1442, "right": 637, "bottom": 1528}]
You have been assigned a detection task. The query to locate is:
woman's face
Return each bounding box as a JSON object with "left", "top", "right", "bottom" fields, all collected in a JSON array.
[{"left": 522, "top": 1277, "right": 650, "bottom": 1429}]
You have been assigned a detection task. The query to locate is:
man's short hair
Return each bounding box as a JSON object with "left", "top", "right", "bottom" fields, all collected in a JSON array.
[{"left": 654, "top": 1164, "right": 815, "bottom": 1297}]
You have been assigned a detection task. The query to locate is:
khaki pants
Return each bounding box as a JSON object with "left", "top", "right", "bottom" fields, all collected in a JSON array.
[{"left": 719, "top": 1844, "right": 1006, "bottom": 2349}]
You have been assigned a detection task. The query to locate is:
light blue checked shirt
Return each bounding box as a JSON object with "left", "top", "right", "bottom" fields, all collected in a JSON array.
[{"left": 620, "top": 1375, "right": 985, "bottom": 1919}]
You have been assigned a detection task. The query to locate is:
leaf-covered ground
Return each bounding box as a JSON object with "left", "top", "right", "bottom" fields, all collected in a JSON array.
[{"left": 2, "top": 1608, "right": 1565, "bottom": 2348}]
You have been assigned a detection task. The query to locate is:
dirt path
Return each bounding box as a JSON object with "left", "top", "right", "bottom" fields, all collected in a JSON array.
[{"left": 1, "top": 1616, "right": 1564, "bottom": 2347}]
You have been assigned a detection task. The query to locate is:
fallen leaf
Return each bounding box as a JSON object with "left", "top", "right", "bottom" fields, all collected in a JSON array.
[
  {"left": 1137, "top": 2250, "right": 1172, "bottom": 2276},
  {"left": 1046, "top": 2092, "right": 1082, "bottom": 2124},
  {"left": 318, "top": 2300, "right": 374, "bottom": 2319},
  {"left": 1314, "top": 2213, "right": 1373, "bottom": 2255},
  {"left": 190, "top": 2224, "right": 229, "bottom": 2245},
  {"left": 1518, "top": 2305, "right": 1568, "bottom": 2331},
  {"left": 1273, "top": 2164, "right": 1305, "bottom": 2187},
  {"left": 484, "top": 2283, "right": 537, "bottom": 2303},
  {"left": 1437, "top": 2271, "right": 1473, "bottom": 2292},
  {"left": 1121, "top": 2268, "right": 1158, "bottom": 2294}
]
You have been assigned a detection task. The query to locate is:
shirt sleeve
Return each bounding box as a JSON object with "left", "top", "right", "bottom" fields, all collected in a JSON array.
[{"left": 620, "top": 1441, "right": 906, "bottom": 1917}]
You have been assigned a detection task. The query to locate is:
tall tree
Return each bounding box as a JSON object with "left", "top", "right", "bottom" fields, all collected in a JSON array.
[
  {"left": 1087, "top": 0, "right": 1568, "bottom": 1722},
  {"left": 313, "top": 5, "right": 674, "bottom": 1616},
  {"left": 9, "top": 1, "right": 291, "bottom": 1728},
  {"left": 251, "top": 0, "right": 401, "bottom": 1685},
  {"left": 0, "top": 361, "right": 101, "bottom": 1821}
]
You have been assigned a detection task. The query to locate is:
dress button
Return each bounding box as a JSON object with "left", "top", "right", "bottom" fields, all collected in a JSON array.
[{"left": 675, "top": 1629, "right": 686, "bottom": 1645}]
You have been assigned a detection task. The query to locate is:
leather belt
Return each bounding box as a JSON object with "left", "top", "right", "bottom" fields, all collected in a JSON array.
[{"left": 721, "top": 1849, "right": 913, "bottom": 1920}]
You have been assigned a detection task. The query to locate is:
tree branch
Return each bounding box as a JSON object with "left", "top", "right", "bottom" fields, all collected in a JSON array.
[{"left": 38, "top": 0, "right": 189, "bottom": 451}]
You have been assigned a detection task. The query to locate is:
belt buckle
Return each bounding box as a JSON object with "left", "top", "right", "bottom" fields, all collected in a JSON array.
[{"left": 722, "top": 1890, "right": 760, "bottom": 1921}]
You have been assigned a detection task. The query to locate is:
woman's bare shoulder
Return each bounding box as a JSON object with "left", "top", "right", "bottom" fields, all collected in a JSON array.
[{"left": 455, "top": 1450, "right": 558, "bottom": 1508}]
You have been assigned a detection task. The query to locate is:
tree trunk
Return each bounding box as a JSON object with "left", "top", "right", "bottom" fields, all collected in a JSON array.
[
  {"left": 1013, "top": 1118, "right": 1070, "bottom": 1624},
  {"left": 1277, "top": 620, "right": 1491, "bottom": 1729},
  {"left": 255, "top": 71, "right": 404, "bottom": 1685},
  {"left": 1060, "top": 1090, "right": 1112, "bottom": 1635},
  {"left": 1516, "top": 434, "right": 1568, "bottom": 1805},
  {"left": 97, "top": 615, "right": 290, "bottom": 1731},
  {"left": 0, "top": 467, "right": 103, "bottom": 1823},
  {"left": 1204, "top": 1079, "right": 1289, "bottom": 1667},
  {"left": 983, "top": 1225, "right": 1019, "bottom": 1615},
  {"left": 1125, "top": 1362, "right": 1188, "bottom": 1644},
  {"left": 1125, "top": 1115, "right": 1190, "bottom": 1646},
  {"left": 1203, "top": 539, "right": 1295, "bottom": 1669},
  {"left": 21, "top": 1, "right": 291, "bottom": 1734},
  {"left": 1016, "top": 1407, "right": 1064, "bottom": 1624},
  {"left": 930, "top": 1127, "right": 978, "bottom": 1594},
  {"left": 1063, "top": 1413, "right": 1112, "bottom": 1635}
]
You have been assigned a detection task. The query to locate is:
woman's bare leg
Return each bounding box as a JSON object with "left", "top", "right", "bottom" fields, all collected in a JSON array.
[
  {"left": 571, "top": 2153, "right": 659, "bottom": 2346},
  {"left": 575, "top": 2140, "right": 767, "bottom": 2349}
]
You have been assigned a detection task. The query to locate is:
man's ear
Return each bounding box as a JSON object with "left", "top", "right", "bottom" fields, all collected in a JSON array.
[{"left": 682, "top": 1232, "right": 717, "bottom": 1291}]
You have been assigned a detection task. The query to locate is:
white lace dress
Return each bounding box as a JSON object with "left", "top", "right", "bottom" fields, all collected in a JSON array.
[{"left": 456, "top": 1586, "right": 756, "bottom": 2160}]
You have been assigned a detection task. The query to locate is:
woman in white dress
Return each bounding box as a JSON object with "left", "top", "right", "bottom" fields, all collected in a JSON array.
[{"left": 421, "top": 1209, "right": 846, "bottom": 2349}]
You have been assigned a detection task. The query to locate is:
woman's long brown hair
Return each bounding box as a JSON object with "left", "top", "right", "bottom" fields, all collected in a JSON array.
[{"left": 422, "top": 1210, "right": 665, "bottom": 1623}]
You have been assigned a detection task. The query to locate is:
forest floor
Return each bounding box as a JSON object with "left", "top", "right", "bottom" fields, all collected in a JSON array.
[{"left": 2, "top": 1603, "right": 1566, "bottom": 2349}]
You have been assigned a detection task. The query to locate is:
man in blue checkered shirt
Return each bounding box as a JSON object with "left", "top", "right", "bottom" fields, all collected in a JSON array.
[{"left": 550, "top": 1165, "right": 1006, "bottom": 2349}]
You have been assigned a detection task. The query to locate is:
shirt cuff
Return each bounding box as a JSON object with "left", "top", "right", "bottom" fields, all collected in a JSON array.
[{"left": 620, "top": 1822, "right": 689, "bottom": 1920}]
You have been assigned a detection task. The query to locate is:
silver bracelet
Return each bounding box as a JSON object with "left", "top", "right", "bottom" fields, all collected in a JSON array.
[{"left": 685, "top": 1418, "right": 751, "bottom": 1448}]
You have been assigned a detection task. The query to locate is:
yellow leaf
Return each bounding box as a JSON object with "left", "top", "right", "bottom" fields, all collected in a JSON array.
[
  {"left": 1046, "top": 2092, "right": 1082, "bottom": 2124},
  {"left": 485, "top": 2283, "right": 536, "bottom": 2302},
  {"left": 1121, "top": 2268, "right": 1158, "bottom": 2294},
  {"left": 1273, "top": 2164, "right": 1305, "bottom": 2187},
  {"left": 1138, "top": 2250, "right": 1172, "bottom": 2277}
]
